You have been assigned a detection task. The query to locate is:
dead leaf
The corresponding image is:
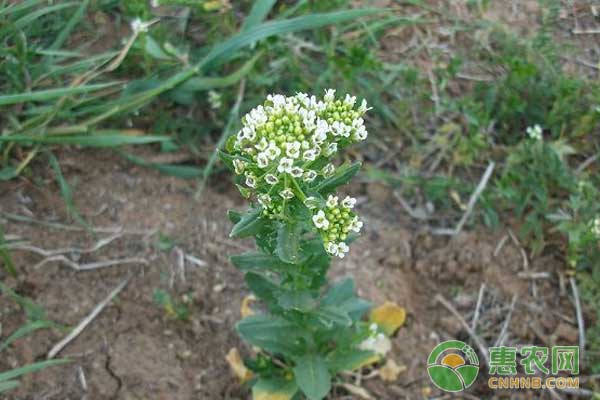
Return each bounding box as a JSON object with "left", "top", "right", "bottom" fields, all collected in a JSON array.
[
  {"left": 339, "top": 383, "right": 373, "bottom": 399},
  {"left": 225, "top": 347, "right": 253, "bottom": 384},
  {"left": 241, "top": 294, "right": 257, "bottom": 318},
  {"left": 378, "top": 359, "right": 406, "bottom": 382},
  {"left": 370, "top": 301, "right": 407, "bottom": 336}
]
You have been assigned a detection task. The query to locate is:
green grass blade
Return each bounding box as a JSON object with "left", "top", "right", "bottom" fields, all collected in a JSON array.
[
  {"left": 120, "top": 152, "right": 203, "bottom": 179},
  {"left": 48, "top": 152, "right": 88, "bottom": 228},
  {"left": 13, "top": 2, "right": 78, "bottom": 30},
  {"left": 49, "top": 0, "right": 90, "bottom": 51},
  {"left": 0, "top": 133, "right": 171, "bottom": 147},
  {"left": 0, "top": 359, "right": 69, "bottom": 382},
  {"left": 0, "top": 320, "right": 54, "bottom": 352},
  {"left": 202, "top": 8, "right": 384, "bottom": 67},
  {"left": 0, "top": 82, "right": 122, "bottom": 106},
  {"left": 0, "top": 226, "right": 17, "bottom": 277},
  {"left": 178, "top": 52, "right": 262, "bottom": 92},
  {"left": 0, "top": 380, "right": 20, "bottom": 393},
  {"left": 242, "top": 0, "right": 278, "bottom": 30},
  {"left": 0, "top": 0, "right": 43, "bottom": 17}
]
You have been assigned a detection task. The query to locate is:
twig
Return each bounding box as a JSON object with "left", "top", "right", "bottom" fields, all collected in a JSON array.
[
  {"left": 432, "top": 162, "right": 495, "bottom": 235},
  {"left": 493, "top": 234, "right": 509, "bottom": 257},
  {"left": 572, "top": 28, "right": 600, "bottom": 34},
  {"left": 48, "top": 277, "right": 130, "bottom": 359},
  {"left": 434, "top": 294, "right": 489, "bottom": 366},
  {"left": 2, "top": 213, "right": 156, "bottom": 235},
  {"left": 184, "top": 253, "right": 207, "bottom": 268},
  {"left": 569, "top": 277, "right": 586, "bottom": 364},
  {"left": 6, "top": 233, "right": 122, "bottom": 257},
  {"left": 576, "top": 153, "right": 599, "bottom": 174},
  {"left": 393, "top": 191, "right": 430, "bottom": 220},
  {"left": 517, "top": 271, "right": 551, "bottom": 279},
  {"left": 495, "top": 295, "right": 518, "bottom": 347},
  {"left": 471, "top": 283, "right": 486, "bottom": 331},
  {"left": 34, "top": 256, "right": 147, "bottom": 271}
]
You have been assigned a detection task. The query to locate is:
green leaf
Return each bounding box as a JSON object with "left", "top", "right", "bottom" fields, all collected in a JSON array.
[
  {"left": 278, "top": 290, "right": 316, "bottom": 312},
  {"left": 120, "top": 152, "right": 203, "bottom": 179},
  {"left": 0, "top": 320, "right": 54, "bottom": 352},
  {"left": 242, "top": 0, "right": 278, "bottom": 31},
  {"left": 0, "top": 134, "right": 170, "bottom": 148},
  {"left": 314, "top": 162, "right": 361, "bottom": 193},
  {"left": 342, "top": 297, "right": 372, "bottom": 322},
  {"left": 326, "top": 349, "right": 378, "bottom": 373},
  {"left": 321, "top": 278, "right": 355, "bottom": 307},
  {"left": 48, "top": 153, "right": 88, "bottom": 228},
  {"left": 0, "top": 380, "right": 19, "bottom": 393},
  {"left": 252, "top": 377, "right": 298, "bottom": 400},
  {"left": 314, "top": 305, "right": 351, "bottom": 328},
  {"left": 0, "top": 82, "right": 121, "bottom": 106},
  {"left": 227, "top": 210, "right": 242, "bottom": 224},
  {"left": 0, "top": 166, "right": 18, "bottom": 181},
  {"left": 0, "top": 359, "right": 69, "bottom": 382},
  {"left": 292, "top": 354, "right": 331, "bottom": 400},
  {"left": 230, "top": 252, "right": 285, "bottom": 271},
  {"left": 245, "top": 272, "right": 279, "bottom": 304},
  {"left": 230, "top": 208, "right": 265, "bottom": 238},
  {"left": 236, "top": 314, "right": 303, "bottom": 356},
  {"left": 276, "top": 221, "right": 301, "bottom": 264}
]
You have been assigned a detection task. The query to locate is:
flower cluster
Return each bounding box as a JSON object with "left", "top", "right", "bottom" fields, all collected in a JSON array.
[
  {"left": 526, "top": 124, "right": 543, "bottom": 141},
  {"left": 227, "top": 90, "right": 369, "bottom": 258},
  {"left": 358, "top": 323, "right": 391, "bottom": 356},
  {"left": 310, "top": 195, "right": 363, "bottom": 258}
]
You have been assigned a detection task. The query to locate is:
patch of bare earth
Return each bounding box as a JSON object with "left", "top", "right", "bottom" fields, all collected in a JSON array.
[{"left": 0, "top": 148, "right": 592, "bottom": 399}]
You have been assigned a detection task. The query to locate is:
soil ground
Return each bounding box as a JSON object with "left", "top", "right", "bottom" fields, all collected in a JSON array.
[{"left": 0, "top": 148, "right": 594, "bottom": 399}]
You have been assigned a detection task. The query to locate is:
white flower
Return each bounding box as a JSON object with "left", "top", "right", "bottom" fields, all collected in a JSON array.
[
  {"left": 325, "top": 142, "right": 337, "bottom": 156},
  {"left": 257, "top": 152, "right": 270, "bottom": 168},
  {"left": 233, "top": 159, "right": 246, "bottom": 175},
  {"left": 337, "top": 242, "right": 349, "bottom": 258},
  {"left": 130, "top": 18, "right": 153, "bottom": 33},
  {"left": 344, "top": 94, "right": 356, "bottom": 107},
  {"left": 358, "top": 98, "right": 371, "bottom": 113},
  {"left": 241, "top": 126, "right": 256, "bottom": 141},
  {"left": 257, "top": 194, "right": 271, "bottom": 207},
  {"left": 324, "top": 88, "right": 336, "bottom": 103},
  {"left": 245, "top": 174, "right": 256, "bottom": 188},
  {"left": 325, "top": 242, "right": 339, "bottom": 256},
  {"left": 277, "top": 157, "right": 294, "bottom": 173},
  {"left": 304, "top": 170, "right": 318, "bottom": 182},
  {"left": 265, "top": 141, "right": 281, "bottom": 160},
  {"left": 341, "top": 196, "right": 356, "bottom": 209},
  {"left": 304, "top": 196, "right": 318, "bottom": 209},
  {"left": 369, "top": 323, "right": 378, "bottom": 332},
  {"left": 313, "top": 120, "right": 329, "bottom": 144},
  {"left": 255, "top": 137, "right": 268, "bottom": 151},
  {"left": 350, "top": 216, "right": 363, "bottom": 233},
  {"left": 290, "top": 166, "right": 304, "bottom": 178},
  {"left": 208, "top": 90, "right": 222, "bottom": 109},
  {"left": 303, "top": 149, "right": 318, "bottom": 161},
  {"left": 322, "top": 163, "right": 335, "bottom": 176},
  {"left": 526, "top": 124, "right": 543, "bottom": 140},
  {"left": 286, "top": 141, "right": 301, "bottom": 159},
  {"left": 326, "top": 195, "right": 338, "bottom": 208},
  {"left": 265, "top": 174, "right": 279, "bottom": 185},
  {"left": 280, "top": 188, "right": 294, "bottom": 200},
  {"left": 353, "top": 125, "right": 368, "bottom": 141},
  {"left": 358, "top": 333, "right": 391, "bottom": 356},
  {"left": 312, "top": 210, "right": 330, "bottom": 230}
]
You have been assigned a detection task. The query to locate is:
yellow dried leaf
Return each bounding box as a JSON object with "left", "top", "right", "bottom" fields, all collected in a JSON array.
[
  {"left": 241, "top": 294, "right": 257, "bottom": 318},
  {"left": 225, "top": 348, "right": 253, "bottom": 384},
  {"left": 378, "top": 359, "right": 406, "bottom": 382},
  {"left": 370, "top": 301, "right": 406, "bottom": 336}
]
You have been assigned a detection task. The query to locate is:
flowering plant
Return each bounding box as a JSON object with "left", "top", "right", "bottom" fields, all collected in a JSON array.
[{"left": 220, "top": 90, "right": 399, "bottom": 399}]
